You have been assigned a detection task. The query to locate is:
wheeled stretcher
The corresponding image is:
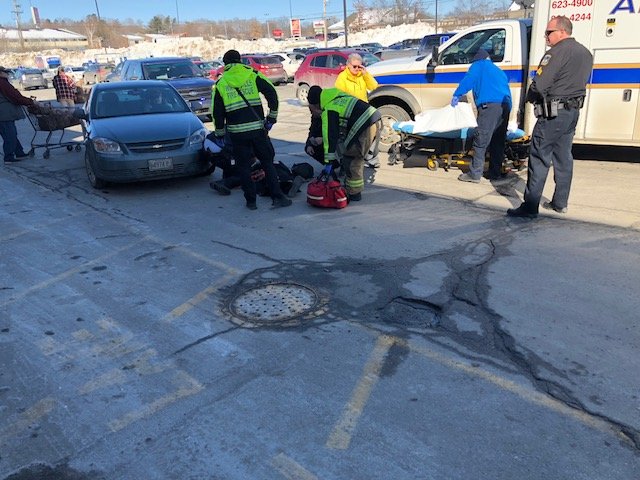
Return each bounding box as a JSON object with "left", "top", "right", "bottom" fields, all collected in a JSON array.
[{"left": 387, "top": 122, "right": 529, "bottom": 173}]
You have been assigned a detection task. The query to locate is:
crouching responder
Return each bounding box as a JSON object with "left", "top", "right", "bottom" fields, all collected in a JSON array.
[
  {"left": 306, "top": 85, "right": 381, "bottom": 202},
  {"left": 211, "top": 49, "right": 291, "bottom": 210}
]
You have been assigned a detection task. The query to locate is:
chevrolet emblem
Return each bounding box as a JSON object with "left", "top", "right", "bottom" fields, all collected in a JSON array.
[
  {"left": 152, "top": 144, "right": 162, "bottom": 149},
  {"left": 189, "top": 91, "right": 197, "bottom": 96}
]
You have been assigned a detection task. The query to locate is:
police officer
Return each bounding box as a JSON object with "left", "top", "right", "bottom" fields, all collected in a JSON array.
[
  {"left": 507, "top": 16, "right": 592, "bottom": 218},
  {"left": 451, "top": 48, "right": 512, "bottom": 183},
  {"left": 306, "top": 85, "right": 381, "bottom": 202},
  {"left": 212, "top": 49, "right": 291, "bottom": 210}
]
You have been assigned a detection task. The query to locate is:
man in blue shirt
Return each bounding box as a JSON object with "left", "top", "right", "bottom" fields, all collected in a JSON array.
[{"left": 451, "top": 49, "right": 512, "bottom": 183}]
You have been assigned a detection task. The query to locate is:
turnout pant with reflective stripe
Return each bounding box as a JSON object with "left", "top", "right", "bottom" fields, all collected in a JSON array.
[{"left": 339, "top": 119, "right": 381, "bottom": 195}]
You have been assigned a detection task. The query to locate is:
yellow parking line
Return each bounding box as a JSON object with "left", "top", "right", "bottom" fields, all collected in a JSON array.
[
  {"left": 162, "top": 272, "right": 237, "bottom": 323},
  {"left": 326, "top": 335, "right": 395, "bottom": 450},
  {"left": 0, "top": 212, "right": 83, "bottom": 242},
  {"left": 0, "top": 397, "right": 57, "bottom": 442},
  {"left": 107, "top": 370, "right": 203, "bottom": 432},
  {"left": 271, "top": 453, "right": 319, "bottom": 480},
  {"left": 0, "top": 239, "right": 145, "bottom": 308}
]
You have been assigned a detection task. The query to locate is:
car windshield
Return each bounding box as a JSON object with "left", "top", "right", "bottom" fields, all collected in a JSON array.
[
  {"left": 361, "top": 53, "right": 380, "bottom": 66},
  {"left": 91, "top": 86, "right": 190, "bottom": 119},
  {"left": 143, "top": 61, "right": 200, "bottom": 80}
]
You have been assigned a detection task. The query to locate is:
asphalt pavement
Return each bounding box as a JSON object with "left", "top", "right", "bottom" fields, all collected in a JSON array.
[{"left": 1, "top": 85, "right": 639, "bottom": 479}]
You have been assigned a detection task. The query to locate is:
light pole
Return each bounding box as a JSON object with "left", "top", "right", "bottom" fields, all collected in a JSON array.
[
  {"left": 265, "top": 14, "right": 271, "bottom": 38},
  {"left": 175, "top": 0, "right": 180, "bottom": 25},
  {"left": 343, "top": 0, "right": 348, "bottom": 47}
]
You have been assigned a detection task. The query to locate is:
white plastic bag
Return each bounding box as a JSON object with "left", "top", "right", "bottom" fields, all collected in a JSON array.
[{"left": 399, "top": 103, "right": 478, "bottom": 134}]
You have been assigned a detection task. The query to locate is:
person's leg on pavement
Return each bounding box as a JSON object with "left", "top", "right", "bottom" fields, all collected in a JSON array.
[
  {"left": 252, "top": 132, "right": 291, "bottom": 207},
  {"left": 0, "top": 120, "right": 19, "bottom": 162},
  {"left": 344, "top": 138, "right": 365, "bottom": 199},
  {"left": 549, "top": 109, "right": 579, "bottom": 209},
  {"left": 232, "top": 140, "right": 258, "bottom": 209},
  {"left": 487, "top": 103, "right": 510, "bottom": 179},
  {"left": 460, "top": 106, "right": 497, "bottom": 181}
]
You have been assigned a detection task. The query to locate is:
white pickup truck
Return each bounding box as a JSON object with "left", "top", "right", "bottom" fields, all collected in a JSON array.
[{"left": 367, "top": 0, "right": 640, "bottom": 151}]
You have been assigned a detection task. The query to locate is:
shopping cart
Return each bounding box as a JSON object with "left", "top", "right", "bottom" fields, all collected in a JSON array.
[{"left": 23, "top": 103, "right": 83, "bottom": 159}]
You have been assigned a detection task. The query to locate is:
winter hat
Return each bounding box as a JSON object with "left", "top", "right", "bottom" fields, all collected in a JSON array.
[
  {"left": 307, "top": 85, "right": 322, "bottom": 105},
  {"left": 472, "top": 49, "right": 490, "bottom": 62},
  {"left": 222, "top": 49, "right": 241, "bottom": 64}
]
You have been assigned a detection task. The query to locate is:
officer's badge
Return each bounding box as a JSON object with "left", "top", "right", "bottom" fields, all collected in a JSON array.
[{"left": 541, "top": 54, "right": 551, "bottom": 66}]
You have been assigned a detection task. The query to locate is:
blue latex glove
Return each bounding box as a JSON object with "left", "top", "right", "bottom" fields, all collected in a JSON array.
[
  {"left": 322, "top": 164, "right": 333, "bottom": 175},
  {"left": 264, "top": 119, "right": 275, "bottom": 131},
  {"left": 451, "top": 96, "right": 459, "bottom": 107},
  {"left": 212, "top": 136, "right": 225, "bottom": 148}
]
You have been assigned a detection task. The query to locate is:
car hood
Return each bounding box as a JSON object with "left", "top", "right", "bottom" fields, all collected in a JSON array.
[
  {"left": 367, "top": 55, "right": 430, "bottom": 75},
  {"left": 91, "top": 112, "right": 204, "bottom": 143}
]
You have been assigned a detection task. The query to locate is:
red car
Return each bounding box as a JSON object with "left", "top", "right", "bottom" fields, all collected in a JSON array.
[
  {"left": 212, "top": 55, "right": 287, "bottom": 85},
  {"left": 293, "top": 48, "right": 380, "bottom": 105}
]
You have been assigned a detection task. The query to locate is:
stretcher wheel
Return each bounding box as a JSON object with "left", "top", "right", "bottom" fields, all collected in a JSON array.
[
  {"left": 28, "top": 149, "right": 35, "bottom": 157},
  {"left": 427, "top": 157, "right": 438, "bottom": 171},
  {"left": 75, "top": 145, "right": 82, "bottom": 152},
  {"left": 66, "top": 145, "right": 73, "bottom": 151},
  {"left": 43, "top": 149, "right": 50, "bottom": 159}
]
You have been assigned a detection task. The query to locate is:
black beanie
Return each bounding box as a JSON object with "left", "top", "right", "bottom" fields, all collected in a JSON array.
[
  {"left": 223, "top": 49, "right": 241, "bottom": 64},
  {"left": 307, "top": 85, "right": 322, "bottom": 105}
]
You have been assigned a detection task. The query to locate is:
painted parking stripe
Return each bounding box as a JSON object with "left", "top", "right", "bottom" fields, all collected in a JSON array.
[
  {"left": 271, "top": 453, "right": 319, "bottom": 480},
  {"left": 326, "top": 335, "right": 395, "bottom": 450}
]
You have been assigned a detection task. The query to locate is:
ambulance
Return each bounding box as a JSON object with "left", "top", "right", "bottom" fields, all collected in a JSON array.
[{"left": 366, "top": 0, "right": 640, "bottom": 150}]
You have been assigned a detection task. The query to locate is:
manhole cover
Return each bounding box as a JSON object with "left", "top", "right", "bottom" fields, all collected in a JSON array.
[{"left": 230, "top": 283, "right": 319, "bottom": 326}]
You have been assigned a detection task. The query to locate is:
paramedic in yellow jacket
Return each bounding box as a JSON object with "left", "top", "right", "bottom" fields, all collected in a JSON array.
[
  {"left": 307, "top": 85, "right": 381, "bottom": 202},
  {"left": 334, "top": 53, "right": 378, "bottom": 102},
  {"left": 334, "top": 53, "right": 381, "bottom": 168}
]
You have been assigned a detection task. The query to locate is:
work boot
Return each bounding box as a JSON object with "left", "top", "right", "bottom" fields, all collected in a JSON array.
[
  {"left": 458, "top": 172, "right": 481, "bottom": 183},
  {"left": 348, "top": 192, "right": 362, "bottom": 202},
  {"left": 542, "top": 201, "right": 567, "bottom": 213},
  {"left": 272, "top": 196, "right": 292, "bottom": 208},
  {"left": 506, "top": 204, "right": 538, "bottom": 219},
  {"left": 246, "top": 201, "right": 257, "bottom": 210}
]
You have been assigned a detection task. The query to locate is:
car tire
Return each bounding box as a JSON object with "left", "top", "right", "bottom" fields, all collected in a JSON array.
[
  {"left": 296, "top": 84, "right": 310, "bottom": 106},
  {"left": 376, "top": 104, "right": 412, "bottom": 153},
  {"left": 85, "top": 151, "right": 107, "bottom": 189}
]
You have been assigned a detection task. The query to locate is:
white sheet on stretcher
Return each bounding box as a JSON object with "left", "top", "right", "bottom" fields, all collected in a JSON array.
[{"left": 397, "top": 103, "right": 478, "bottom": 134}]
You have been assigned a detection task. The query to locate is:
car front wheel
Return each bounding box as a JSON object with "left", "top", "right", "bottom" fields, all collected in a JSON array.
[
  {"left": 296, "top": 84, "right": 310, "bottom": 106},
  {"left": 376, "top": 104, "right": 412, "bottom": 153},
  {"left": 85, "top": 150, "right": 107, "bottom": 189}
]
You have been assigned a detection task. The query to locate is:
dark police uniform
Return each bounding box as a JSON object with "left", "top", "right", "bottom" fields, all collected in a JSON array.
[{"left": 516, "top": 37, "right": 593, "bottom": 215}]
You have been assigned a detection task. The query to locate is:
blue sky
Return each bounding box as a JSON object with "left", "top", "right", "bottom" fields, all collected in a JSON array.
[{"left": 2, "top": 0, "right": 363, "bottom": 26}]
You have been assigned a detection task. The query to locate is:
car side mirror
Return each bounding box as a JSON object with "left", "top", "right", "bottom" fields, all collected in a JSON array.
[{"left": 427, "top": 45, "right": 439, "bottom": 68}]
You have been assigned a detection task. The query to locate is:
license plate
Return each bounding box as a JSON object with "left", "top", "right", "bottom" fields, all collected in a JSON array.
[{"left": 148, "top": 158, "right": 173, "bottom": 171}]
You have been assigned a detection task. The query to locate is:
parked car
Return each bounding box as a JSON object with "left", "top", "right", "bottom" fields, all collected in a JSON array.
[
  {"left": 270, "top": 52, "right": 305, "bottom": 82},
  {"left": 117, "top": 57, "right": 215, "bottom": 117},
  {"left": 83, "top": 63, "right": 113, "bottom": 84},
  {"left": 417, "top": 33, "right": 457, "bottom": 56},
  {"left": 63, "top": 66, "right": 85, "bottom": 83},
  {"left": 293, "top": 48, "right": 380, "bottom": 105},
  {"left": 40, "top": 69, "right": 54, "bottom": 88},
  {"left": 78, "top": 81, "right": 209, "bottom": 189},
  {"left": 104, "top": 62, "right": 124, "bottom": 82},
  {"left": 352, "top": 42, "right": 384, "bottom": 53},
  {"left": 240, "top": 54, "right": 288, "bottom": 85},
  {"left": 11, "top": 67, "right": 47, "bottom": 90},
  {"left": 194, "top": 60, "right": 223, "bottom": 81}
]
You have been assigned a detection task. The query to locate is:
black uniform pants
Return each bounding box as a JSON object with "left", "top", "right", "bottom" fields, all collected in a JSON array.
[
  {"left": 469, "top": 102, "right": 510, "bottom": 179},
  {"left": 232, "top": 130, "right": 284, "bottom": 203},
  {"left": 523, "top": 108, "right": 580, "bottom": 212}
]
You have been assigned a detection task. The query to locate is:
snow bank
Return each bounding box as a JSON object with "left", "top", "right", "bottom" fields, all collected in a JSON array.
[{"left": 0, "top": 22, "right": 435, "bottom": 68}]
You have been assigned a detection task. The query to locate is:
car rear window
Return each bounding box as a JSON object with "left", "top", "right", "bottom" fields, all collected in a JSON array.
[
  {"left": 23, "top": 69, "right": 41, "bottom": 74},
  {"left": 143, "top": 62, "right": 198, "bottom": 80},
  {"left": 252, "top": 56, "right": 281, "bottom": 66}
]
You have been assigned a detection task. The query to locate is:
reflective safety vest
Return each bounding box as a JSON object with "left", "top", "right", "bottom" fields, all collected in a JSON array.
[{"left": 215, "top": 64, "right": 268, "bottom": 135}]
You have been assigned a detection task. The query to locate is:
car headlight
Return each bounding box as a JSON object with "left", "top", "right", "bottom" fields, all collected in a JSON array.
[
  {"left": 189, "top": 128, "right": 207, "bottom": 146},
  {"left": 93, "top": 137, "right": 121, "bottom": 153}
]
